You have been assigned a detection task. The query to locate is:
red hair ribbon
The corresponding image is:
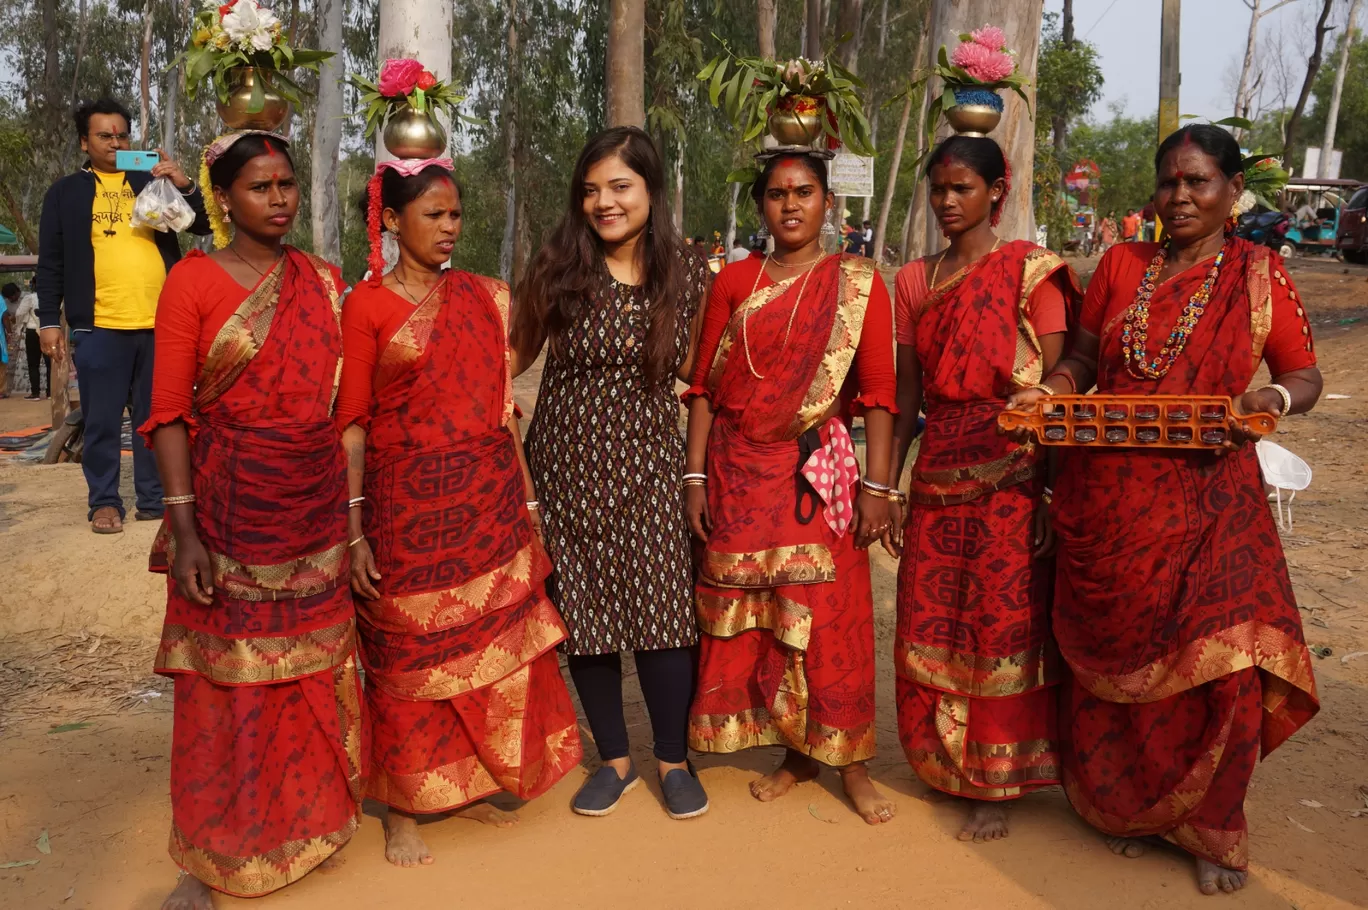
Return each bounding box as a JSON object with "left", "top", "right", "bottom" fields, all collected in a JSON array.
[{"left": 365, "top": 173, "right": 385, "bottom": 277}]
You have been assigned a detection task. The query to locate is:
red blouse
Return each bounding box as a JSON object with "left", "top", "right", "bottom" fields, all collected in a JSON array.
[
  {"left": 334, "top": 281, "right": 421, "bottom": 432},
  {"left": 685, "top": 254, "right": 897, "bottom": 413},
  {"left": 893, "top": 256, "right": 1071, "bottom": 345},
  {"left": 1081, "top": 243, "right": 1317, "bottom": 376},
  {"left": 143, "top": 250, "right": 345, "bottom": 439}
]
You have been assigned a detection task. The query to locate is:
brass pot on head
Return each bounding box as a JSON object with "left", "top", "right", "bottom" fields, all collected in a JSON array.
[
  {"left": 767, "top": 95, "right": 826, "bottom": 147},
  {"left": 944, "top": 87, "right": 1003, "bottom": 138},
  {"left": 215, "top": 67, "right": 289, "bottom": 131},
  {"left": 382, "top": 107, "right": 448, "bottom": 159}
]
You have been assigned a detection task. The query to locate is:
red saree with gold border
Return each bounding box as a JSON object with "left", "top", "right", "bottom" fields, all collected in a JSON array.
[
  {"left": 353, "top": 272, "right": 580, "bottom": 814},
  {"left": 149, "top": 248, "right": 364, "bottom": 898},
  {"left": 896, "top": 241, "right": 1078, "bottom": 800},
  {"left": 1054, "top": 237, "right": 1319, "bottom": 870},
  {"left": 687, "top": 254, "right": 881, "bottom": 767}
]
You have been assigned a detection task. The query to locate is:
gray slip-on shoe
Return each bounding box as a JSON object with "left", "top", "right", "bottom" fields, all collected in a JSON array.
[{"left": 572, "top": 764, "right": 641, "bottom": 817}]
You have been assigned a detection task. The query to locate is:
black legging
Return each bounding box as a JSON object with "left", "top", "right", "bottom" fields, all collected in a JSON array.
[
  {"left": 24, "top": 329, "right": 50, "bottom": 396},
  {"left": 566, "top": 647, "right": 695, "bottom": 765}
]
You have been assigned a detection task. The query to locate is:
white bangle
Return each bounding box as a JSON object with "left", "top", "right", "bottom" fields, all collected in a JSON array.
[
  {"left": 1265, "top": 383, "right": 1293, "bottom": 416},
  {"left": 526, "top": 500, "right": 541, "bottom": 511},
  {"left": 682, "top": 472, "right": 707, "bottom": 481}
]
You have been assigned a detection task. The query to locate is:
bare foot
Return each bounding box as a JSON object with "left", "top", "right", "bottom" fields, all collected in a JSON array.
[
  {"left": 1197, "top": 858, "right": 1248, "bottom": 895},
  {"left": 161, "top": 874, "right": 213, "bottom": 910},
  {"left": 383, "top": 810, "right": 434, "bottom": 867},
  {"left": 453, "top": 800, "right": 519, "bottom": 828},
  {"left": 957, "top": 801, "right": 1009, "bottom": 842},
  {"left": 1107, "top": 836, "right": 1147, "bottom": 858},
  {"left": 839, "top": 762, "right": 896, "bottom": 825},
  {"left": 749, "top": 749, "right": 819, "bottom": 802}
]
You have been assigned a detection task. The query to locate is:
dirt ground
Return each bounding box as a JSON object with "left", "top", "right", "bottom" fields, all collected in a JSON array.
[{"left": 1, "top": 256, "right": 1366, "bottom": 910}]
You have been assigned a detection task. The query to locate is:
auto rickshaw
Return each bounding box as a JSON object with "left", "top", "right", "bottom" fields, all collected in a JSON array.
[{"left": 1280, "top": 179, "right": 1364, "bottom": 257}]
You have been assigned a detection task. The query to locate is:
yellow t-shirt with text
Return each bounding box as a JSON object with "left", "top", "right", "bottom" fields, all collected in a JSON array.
[{"left": 90, "top": 171, "right": 167, "bottom": 330}]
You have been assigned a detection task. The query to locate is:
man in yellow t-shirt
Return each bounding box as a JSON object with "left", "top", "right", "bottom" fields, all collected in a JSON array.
[{"left": 35, "top": 97, "right": 209, "bottom": 533}]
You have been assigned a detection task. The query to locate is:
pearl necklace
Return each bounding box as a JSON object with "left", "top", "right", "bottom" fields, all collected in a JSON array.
[{"left": 741, "top": 253, "right": 825, "bottom": 380}]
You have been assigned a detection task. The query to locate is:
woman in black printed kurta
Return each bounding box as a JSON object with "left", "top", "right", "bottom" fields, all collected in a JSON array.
[{"left": 512, "top": 126, "right": 711, "bottom": 820}]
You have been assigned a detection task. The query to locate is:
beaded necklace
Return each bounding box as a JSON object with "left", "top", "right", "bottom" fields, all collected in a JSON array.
[{"left": 1121, "top": 242, "right": 1226, "bottom": 380}]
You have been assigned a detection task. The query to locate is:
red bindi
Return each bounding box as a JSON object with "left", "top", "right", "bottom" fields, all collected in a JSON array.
[{"left": 1174, "top": 170, "right": 1185, "bottom": 180}]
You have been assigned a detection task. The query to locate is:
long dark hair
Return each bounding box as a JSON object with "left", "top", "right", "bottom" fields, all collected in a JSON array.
[{"left": 513, "top": 126, "right": 684, "bottom": 383}]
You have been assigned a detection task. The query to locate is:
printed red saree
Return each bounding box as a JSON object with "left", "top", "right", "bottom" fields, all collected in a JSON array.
[
  {"left": 688, "top": 254, "right": 885, "bottom": 766},
  {"left": 895, "top": 241, "right": 1078, "bottom": 799},
  {"left": 145, "top": 248, "right": 363, "bottom": 897},
  {"left": 1054, "top": 238, "right": 1319, "bottom": 870},
  {"left": 350, "top": 272, "right": 580, "bottom": 814}
]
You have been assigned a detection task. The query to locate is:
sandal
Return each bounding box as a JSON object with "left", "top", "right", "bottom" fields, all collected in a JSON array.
[{"left": 91, "top": 507, "right": 124, "bottom": 534}]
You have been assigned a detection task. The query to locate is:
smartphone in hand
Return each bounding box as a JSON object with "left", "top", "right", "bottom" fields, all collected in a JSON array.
[{"left": 115, "top": 150, "right": 161, "bottom": 172}]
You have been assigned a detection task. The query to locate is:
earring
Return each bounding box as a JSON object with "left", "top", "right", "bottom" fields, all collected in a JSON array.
[{"left": 223, "top": 210, "right": 231, "bottom": 223}]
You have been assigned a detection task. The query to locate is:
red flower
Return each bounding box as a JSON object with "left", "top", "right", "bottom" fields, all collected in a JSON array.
[
  {"left": 416, "top": 70, "right": 438, "bottom": 91},
  {"left": 378, "top": 58, "right": 425, "bottom": 98},
  {"left": 218, "top": 2, "right": 236, "bottom": 16}
]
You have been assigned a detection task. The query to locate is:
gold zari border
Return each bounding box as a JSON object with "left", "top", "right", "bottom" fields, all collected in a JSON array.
[
  {"left": 1066, "top": 619, "right": 1318, "bottom": 706},
  {"left": 789, "top": 257, "right": 876, "bottom": 436},
  {"left": 906, "top": 691, "right": 1059, "bottom": 800},
  {"left": 896, "top": 639, "right": 1060, "bottom": 698},
  {"left": 171, "top": 815, "right": 358, "bottom": 897},
  {"left": 689, "top": 705, "right": 876, "bottom": 768},
  {"left": 701, "top": 543, "right": 835, "bottom": 589},
  {"left": 695, "top": 588, "right": 812, "bottom": 651},
  {"left": 368, "top": 598, "right": 567, "bottom": 701},
  {"left": 155, "top": 619, "right": 355, "bottom": 684},
  {"left": 361, "top": 543, "right": 543, "bottom": 634},
  {"left": 211, "top": 542, "right": 348, "bottom": 602}
]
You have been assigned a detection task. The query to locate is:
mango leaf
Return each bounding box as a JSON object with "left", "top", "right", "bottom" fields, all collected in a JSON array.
[
  {"left": 0, "top": 861, "right": 39, "bottom": 869},
  {"left": 1211, "top": 115, "right": 1253, "bottom": 130},
  {"left": 709, "top": 58, "right": 729, "bottom": 107},
  {"left": 35, "top": 831, "right": 50, "bottom": 855},
  {"left": 697, "top": 57, "right": 719, "bottom": 82},
  {"left": 47, "top": 722, "right": 91, "bottom": 734}
]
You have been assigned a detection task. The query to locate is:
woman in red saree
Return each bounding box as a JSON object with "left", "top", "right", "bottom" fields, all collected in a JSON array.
[
  {"left": 889, "top": 136, "right": 1080, "bottom": 842},
  {"left": 683, "top": 152, "right": 899, "bottom": 825},
  {"left": 336, "top": 160, "right": 580, "bottom": 867},
  {"left": 1008, "top": 125, "right": 1322, "bottom": 895},
  {"left": 144, "top": 133, "right": 359, "bottom": 910}
]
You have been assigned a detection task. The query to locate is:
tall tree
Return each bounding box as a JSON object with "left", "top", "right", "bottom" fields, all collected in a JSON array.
[
  {"left": 1319, "top": 0, "right": 1363, "bottom": 176},
  {"left": 499, "top": 0, "right": 521, "bottom": 282},
  {"left": 805, "top": 0, "right": 823, "bottom": 58},
  {"left": 311, "top": 0, "right": 344, "bottom": 263},
  {"left": 606, "top": 0, "right": 645, "bottom": 126},
  {"left": 1236, "top": 0, "right": 1302, "bottom": 130},
  {"left": 873, "top": 16, "right": 927, "bottom": 264},
  {"left": 758, "top": 0, "right": 777, "bottom": 59},
  {"left": 1050, "top": 0, "right": 1073, "bottom": 172},
  {"left": 924, "top": 0, "right": 1044, "bottom": 245},
  {"left": 1285, "top": 0, "right": 1337, "bottom": 163}
]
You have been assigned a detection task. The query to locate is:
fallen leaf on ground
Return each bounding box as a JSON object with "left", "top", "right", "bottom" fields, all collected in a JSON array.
[
  {"left": 1287, "top": 815, "right": 1316, "bottom": 833},
  {"left": 1298, "top": 799, "right": 1324, "bottom": 809},
  {"left": 1324, "top": 394, "right": 1351, "bottom": 400},
  {"left": 1340, "top": 650, "right": 1368, "bottom": 666},
  {"left": 47, "top": 722, "right": 91, "bottom": 734},
  {"left": 62, "top": 886, "right": 74, "bottom": 902},
  {"left": 35, "top": 830, "right": 50, "bottom": 854},
  {"left": 807, "top": 804, "right": 836, "bottom": 824},
  {"left": 0, "top": 860, "right": 39, "bottom": 869}
]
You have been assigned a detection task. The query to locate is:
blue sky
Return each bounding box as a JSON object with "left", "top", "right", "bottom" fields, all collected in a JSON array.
[{"left": 1043, "top": 0, "right": 1316, "bottom": 123}]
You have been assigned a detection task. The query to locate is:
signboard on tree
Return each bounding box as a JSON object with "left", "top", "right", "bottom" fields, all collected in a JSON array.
[{"left": 829, "top": 151, "right": 875, "bottom": 197}]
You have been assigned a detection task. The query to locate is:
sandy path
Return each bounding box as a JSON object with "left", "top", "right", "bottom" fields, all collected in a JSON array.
[{"left": 1, "top": 257, "right": 1365, "bottom": 909}]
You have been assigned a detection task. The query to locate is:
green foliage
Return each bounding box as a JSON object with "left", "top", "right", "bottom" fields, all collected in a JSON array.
[
  {"left": 697, "top": 37, "right": 876, "bottom": 156},
  {"left": 174, "top": 4, "right": 333, "bottom": 107},
  {"left": 1070, "top": 106, "right": 1160, "bottom": 218},
  {"left": 1303, "top": 29, "right": 1368, "bottom": 180},
  {"left": 346, "top": 73, "right": 480, "bottom": 143},
  {"left": 1036, "top": 12, "right": 1102, "bottom": 132}
]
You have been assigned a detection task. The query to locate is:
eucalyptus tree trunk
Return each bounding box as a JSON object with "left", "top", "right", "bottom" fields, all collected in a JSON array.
[
  {"left": 606, "top": 0, "right": 646, "bottom": 127},
  {"left": 310, "top": 0, "right": 344, "bottom": 262},
  {"left": 924, "top": 0, "right": 1043, "bottom": 248},
  {"left": 1319, "top": 0, "right": 1363, "bottom": 178},
  {"left": 758, "top": 0, "right": 778, "bottom": 58},
  {"left": 724, "top": 182, "right": 740, "bottom": 252},
  {"left": 139, "top": 0, "right": 154, "bottom": 148},
  {"left": 805, "top": 0, "right": 823, "bottom": 59}
]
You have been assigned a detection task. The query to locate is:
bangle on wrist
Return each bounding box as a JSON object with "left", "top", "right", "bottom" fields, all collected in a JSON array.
[
  {"left": 1264, "top": 383, "right": 1292, "bottom": 416},
  {"left": 861, "top": 478, "right": 892, "bottom": 493},
  {"left": 682, "top": 472, "right": 707, "bottom": 481},
  {"left": 1041, "top": 486, "right": 1054, "bottom": 505},
  {"left": 526, "top": 500, "right": 541, "bottom": 511},
  {"left": 163, "top": 494, "right": 196, "bottom": 505},
  {"left": 347, "top": 535, "right": 366, "bottom": 548},
  {"left": 348, "top": 496, "right": 365, "bottom": 508}
]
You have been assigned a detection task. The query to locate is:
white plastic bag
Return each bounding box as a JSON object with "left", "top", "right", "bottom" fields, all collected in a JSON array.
[
  {"left": 131, "top": 176, "right": 195, "bottom": 233},
  {"left": 1256, "top": 440, "right": 1312, "bottom": 531}
]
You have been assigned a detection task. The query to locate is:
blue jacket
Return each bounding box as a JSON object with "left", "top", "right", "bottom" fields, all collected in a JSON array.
[{"left": 36, "top": 164, "right": 211, "bottom": 332}]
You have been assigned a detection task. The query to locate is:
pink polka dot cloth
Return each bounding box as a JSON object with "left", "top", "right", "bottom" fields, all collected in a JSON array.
[{"left": 800, "top": 417, "right": 860, "bottom": 537}]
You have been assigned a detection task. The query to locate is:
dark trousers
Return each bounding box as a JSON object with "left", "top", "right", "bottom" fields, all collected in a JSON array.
[
  {"left": 71, "top": 327, "right": 162, "bottom": 519},
  {"left": 566, "top": 647, "right": 696, "bottom": 764},
  {"left": 24, "top": 329, "right": 51, "bottom": 396}
]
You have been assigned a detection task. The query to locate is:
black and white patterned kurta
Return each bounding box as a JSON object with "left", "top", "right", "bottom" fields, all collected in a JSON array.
[{"left": 525, "top": 254, "right": 708, "bottom": 656}]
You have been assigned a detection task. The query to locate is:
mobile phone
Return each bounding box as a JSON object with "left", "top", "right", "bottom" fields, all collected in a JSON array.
[{"left": 115, "top": 150, "right": 160, "bottom": 172}]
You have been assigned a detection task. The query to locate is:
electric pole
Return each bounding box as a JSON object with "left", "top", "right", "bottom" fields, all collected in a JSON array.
[{"left": 1158, "top": 0, "right": 1181, "bottom": 147}]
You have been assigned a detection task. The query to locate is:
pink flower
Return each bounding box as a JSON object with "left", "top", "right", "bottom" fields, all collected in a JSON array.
[
  {"left": 951, "top": 41, "right": 1014, "bottom": 83},
  {"left": 378, "top": 58, "right": 425, "bottom": 98},
  {"left": 970, "top": 25, "right": 1008, "bottom": 51}
]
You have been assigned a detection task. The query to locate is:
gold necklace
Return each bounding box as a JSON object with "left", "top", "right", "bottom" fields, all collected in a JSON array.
[
  {"left": 769, "top": 251, "right": 825, "bottom": 269},
  {"left": 741, "top": 253, "right": 824, "bottom": 380},
  {"left": 229, "top": 245, "right": 282, "bottom": 277},
  {"left": 929, "top": 239, "right": 1001, "bottom": 289}
]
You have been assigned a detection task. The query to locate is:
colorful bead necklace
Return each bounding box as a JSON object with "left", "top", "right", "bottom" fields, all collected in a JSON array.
[{"left": 1121, "top": 243, "right": 1225, "bottom": 380}]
